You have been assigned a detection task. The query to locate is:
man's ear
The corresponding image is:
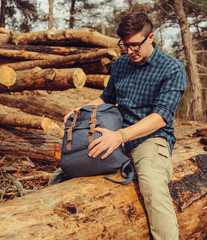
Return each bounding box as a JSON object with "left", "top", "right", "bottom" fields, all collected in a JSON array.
[{"left": 149, "top": 33, "right": 154, "bottom": 42}]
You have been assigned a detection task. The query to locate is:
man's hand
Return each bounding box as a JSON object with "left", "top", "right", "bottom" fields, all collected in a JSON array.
[
  {"left": 63, "top": 107, "right": 81, "bottom": 129},
  {"left": 88, "top": 128, "right": 123, "bottom": 159}
]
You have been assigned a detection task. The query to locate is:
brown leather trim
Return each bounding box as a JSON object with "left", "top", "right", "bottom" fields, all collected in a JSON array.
[
  {"left": 67, "top": 111, "right": 79, "bottom": 150},
  {"left": 88, "top": 105, "right": 98, "bottom": 143}
]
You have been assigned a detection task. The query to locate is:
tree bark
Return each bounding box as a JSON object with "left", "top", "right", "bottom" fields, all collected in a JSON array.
[
  {"left": 0, "top": 94, "right": 73, "bottom": 122},
  {"left": 0, "top": 127, "right": 62, "bottom": 166},
  {"left": 75, "top": 57, "right": 112, "bottom": 74},
  {"left": 3, "top": 48, "right": 118, "bottom": 71},
  {"left": 174, "top": 0, "right": 203, "bottom": 121},
  {"left": 0, "top": 67, "right": 86, "bottom": 92},
  {"left": 0, "top": 48, "right": 63, "bottom": 60},
  {"left": 0, "top": 0, "right": 6, "bottom": 28},
  {"left": 48, "top": 0, "right": 54, "bottom": 30},
  {"left": 0, "top": 154, "right": 206, "bottom": 239},
  {"left": 0, "top": 104, "right": 64, "bottom": 138},
  {"left": 11, "top": 28, "right": 119, "bottom": 48},
  {"left": 0, "top": 127, "right": 206, "bottom": 239},
  {"left": 0, "top": 44, "right": 108, "bottom": 56},
  {"left": 86, "top": 74, "right": 110, "bottom": 89}
]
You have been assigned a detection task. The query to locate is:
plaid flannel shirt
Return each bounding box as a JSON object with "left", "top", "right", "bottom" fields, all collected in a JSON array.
[{"left": 100, "top": 43, "right": 187, "bottom": 153}]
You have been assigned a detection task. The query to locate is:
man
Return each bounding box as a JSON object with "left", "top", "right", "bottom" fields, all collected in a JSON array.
[{"left": 63, "top": 12, "right": 187, "bottom": 239}]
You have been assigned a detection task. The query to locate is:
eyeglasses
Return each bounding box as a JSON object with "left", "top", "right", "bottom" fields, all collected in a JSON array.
[{"left": 117, "top": 34, "right": 150, "bottom": 52}]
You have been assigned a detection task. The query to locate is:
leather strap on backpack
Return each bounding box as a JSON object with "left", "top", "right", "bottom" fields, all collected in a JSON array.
[
  {"left": 88, "top": 105, "right": 98, "bottom": 143},
  {"left": 67, "top": 111, "right": 79, "bottom": 150}
]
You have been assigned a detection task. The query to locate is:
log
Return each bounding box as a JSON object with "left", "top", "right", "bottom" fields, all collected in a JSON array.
[
  {"left": 0, "top": 87, "right": 102, "bottom": 122},
  {"left": 0, "top": 65, "right": 16, "bottom": 87},
  {"left": 0, "top": 156, "right": 206, "bottom": 240},
  {"left": 0, "top": 28, "right": 10, "bottom": 34},
  {"left": 0, "top": 67, "right": 86, "bottom": 92},
  {"left": 3, "top": 48, "right": 118, "bottom": 71},
  {"left": 0, "top": 125, "right": 207, "bottom": 239},
  {"left": 0, "top": 48, "right": 63, "bottom": 60},
  {"left": 0, "top": 94, "right": 73, "bottom": 122},
  {"left": 0, "top": 104, "right": 64, "bottom": 138},
  {"left": 0, "top": 127, "right": 62, "bottom": 166},
  {"left": 0, "top": 44, "right": 106, "bottom": 56},
  {"left": 11, "top": 28, "right": 119, "bottom": 48},
  {"left": 0, "top": 174, "right": 151, "bottom": 240},
  {"left": 76, "top": 57, "right": 112, "bottom": 74},
  {"left": 86, "top": 74, "right": 110, "bottom": 89}
]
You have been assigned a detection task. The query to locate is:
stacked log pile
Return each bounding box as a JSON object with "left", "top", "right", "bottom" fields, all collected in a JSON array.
[
  {"left": 0, "top": 27, "right": 119, "bottom": 202},
  {"left": 0, "top": 27, "right": 207, "bottom": 239},
  {"left": 0, "top": 27, "right": 120, "bottom": 90}
]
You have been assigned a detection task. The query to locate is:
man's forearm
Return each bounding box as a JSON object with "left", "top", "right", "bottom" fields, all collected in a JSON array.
[
  {"left": 123, "top": 113, "right": 167, "bottom": 142},
  {"left": 85, "top": 97, "right": 106, "bottom": 106}
]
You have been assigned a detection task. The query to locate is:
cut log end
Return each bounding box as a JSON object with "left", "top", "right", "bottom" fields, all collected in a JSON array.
[
  {"left": 0, "top": 65, "right": 16, "bottom": 87},
  {"left": 72, "top": 68, "right": 86, "bottom": 88}
]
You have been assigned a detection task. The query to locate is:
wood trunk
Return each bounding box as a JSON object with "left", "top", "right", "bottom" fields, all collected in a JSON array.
[
  {"left": 0, "top": 87, "right": 102, "bottom": 122},
  {"left": 0, "top": 127, "right": 62, "bottom": 166},
  {"left": 86, "top": 74, "right": 110, "bottom": 89},
  {"left": 11, "top": 28, "right": 119, "bottom": 49},
  {"left": 0, "top": 44, "right": 108, "bottom": 56},
  {"left": 0, "top": 67, "right": 86, "bottom": 93},
  {"left": 3, "top": 49, "right": 118, "bottom": 71},
  {"left": 0, "top": 104, "right": 64, "bottom": 138},
  {"left": 0, "top": 48, "right": 63, "bottom": 60},
  {"left": 0, "top": 157, "right": 206, "bottom": 239},
  {"left": 0, "top": 127, "right": 206, "bottom": 239},
  {"left": 174, "top": 0, "right": 203, "bottom": 121},
  {"left": 76, "top": 58, "right": 112, "bottom": 74},
  {"left": 0, "top": 94, "right": 73, "bottom": 122}
]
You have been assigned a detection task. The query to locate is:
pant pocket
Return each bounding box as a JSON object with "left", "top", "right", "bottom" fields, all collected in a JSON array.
[{"left": 151, "top": 143, "right": 173, "bottom": 181}]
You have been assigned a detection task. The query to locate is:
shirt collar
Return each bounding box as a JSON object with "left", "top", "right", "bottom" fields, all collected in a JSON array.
[{"left": 145, "top": 42, "right": 160, "bottom": 65}]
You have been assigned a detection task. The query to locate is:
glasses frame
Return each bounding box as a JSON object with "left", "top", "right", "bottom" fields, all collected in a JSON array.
[{"left": 117, "top": 34, "right": 150, "bottom": 52}]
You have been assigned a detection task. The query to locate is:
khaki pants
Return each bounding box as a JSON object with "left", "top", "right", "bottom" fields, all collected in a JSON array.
[{"left": 130, "top": 137, "right": 178, "bottom": 240}]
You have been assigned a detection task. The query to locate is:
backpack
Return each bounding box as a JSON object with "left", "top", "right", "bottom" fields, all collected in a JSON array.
[{"left": 60, "top": 103, "right": 134, "bottom": 185}]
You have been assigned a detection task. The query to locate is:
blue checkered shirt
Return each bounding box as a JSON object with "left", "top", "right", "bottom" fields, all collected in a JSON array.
[{"left": 100, "top": 43, "right": 187, "bottom": 153}]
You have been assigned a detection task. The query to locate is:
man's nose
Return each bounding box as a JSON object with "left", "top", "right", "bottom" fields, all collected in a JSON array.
[{"left": 127, "top": 47, "right": 133, "bottom": 54}]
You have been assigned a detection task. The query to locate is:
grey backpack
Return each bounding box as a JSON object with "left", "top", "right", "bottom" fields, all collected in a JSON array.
[{"left": 60, "top": 104, "right": 134, "bottom": 185}]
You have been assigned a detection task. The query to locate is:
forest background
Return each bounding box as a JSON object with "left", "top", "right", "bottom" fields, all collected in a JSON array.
[{"left": 0, "top": 0, "right": 207, "bottom": 122}]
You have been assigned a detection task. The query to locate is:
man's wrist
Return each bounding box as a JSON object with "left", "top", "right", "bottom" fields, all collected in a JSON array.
[{"left": 118, "top": 128, "right": 128, "bottom": 143}]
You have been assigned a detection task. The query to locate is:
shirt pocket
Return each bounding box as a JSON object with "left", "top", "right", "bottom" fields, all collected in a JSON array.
[{"left": 133, "top": 82, "right": 159, "bottom": 106}]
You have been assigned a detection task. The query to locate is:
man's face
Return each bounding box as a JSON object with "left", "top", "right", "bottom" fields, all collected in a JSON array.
[{"left": 122, "top": 31, "right": 154, "bottom": 65}]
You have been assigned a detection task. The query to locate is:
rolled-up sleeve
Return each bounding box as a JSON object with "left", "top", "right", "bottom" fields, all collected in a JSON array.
[{"left": 152, "top": 63, "right": 187, "bottom": 124}]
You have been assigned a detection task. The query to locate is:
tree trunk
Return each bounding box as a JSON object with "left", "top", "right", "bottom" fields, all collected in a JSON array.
[
  {"left": 86, "top": 74, "right": 110, "bottom": 89},
  {"left": 0, "top": 48, "right": 63, "bottom": 60},
  {"left": 0, "top": 0, "right": 6, "bottom": 28},
  {"left": 0, "top": 67, "right": 86, "bottom": 92},
  {"left": 0, "top": 127, "right": 61, "bottom": 166},
  {"left": 0, "top": 155, "right": 206, "bottom": 239},
  {"left": 0, "top": 127, "right": 206, "bottom": 239},
  {"left": 0, "top": 44, "right": 107, "bottom": 56},
  {"left": 75, "top": 57, "right": 112, "bottom": 74},
  {"left": 4, "top": 49, "right": 118, "bottom": 71},
  {"left": 11, "top": 28, "right": 119, "bottom": 48},
  {"left": 0, "top": 94, "right": 73, "bottom": 122},
  {"left": 0, "top": 104, "right": 64, "bottom": 138},
  {"left": 48, "top": 0, "right": 54, "bottom": 30},
  {"left": 174, "top": 0, "right": 203, "bottom": 122},
  {"left": 69, "top": 0, "right": 76, "bottom": 29}
]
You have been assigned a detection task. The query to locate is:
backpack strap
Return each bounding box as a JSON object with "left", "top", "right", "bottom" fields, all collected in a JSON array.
[
  {"left": 88, "top": 105, "right": 98, "bottom": 143},
  {"left": 67, "top": 111, "right": 79, "bottom": 150},
  {"left": 104, "top": 160, "right": 134, "bottom": 185}
]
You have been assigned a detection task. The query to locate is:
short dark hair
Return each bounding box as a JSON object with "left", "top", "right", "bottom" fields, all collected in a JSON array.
[{"left": 117, "top": 12, "right": 153, "bottom": 40}]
